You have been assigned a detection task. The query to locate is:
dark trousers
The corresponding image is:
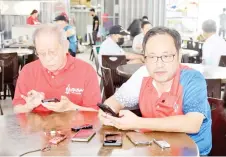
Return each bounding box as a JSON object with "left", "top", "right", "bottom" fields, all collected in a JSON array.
[
  {"left": 219, "top": 28, "right": 226, "bottom": 38},
  {"left": 92, "top": 31, "right": 98, "bottom": 44},
  {"left": 69, "top": 49, "right": 76, "bottom": 57}
]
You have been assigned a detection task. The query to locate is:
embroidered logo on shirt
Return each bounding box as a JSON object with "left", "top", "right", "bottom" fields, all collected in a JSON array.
[{"left": 65, "top": 84, "right": 84, "bottom": 95}]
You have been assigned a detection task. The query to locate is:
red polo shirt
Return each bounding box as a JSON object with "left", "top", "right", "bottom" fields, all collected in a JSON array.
[
  {"left": 13, "top": 55, "right": 101, "bottom": 113},
  {"left": 26, "top": 16, "right": 39, "bottom": 25}
]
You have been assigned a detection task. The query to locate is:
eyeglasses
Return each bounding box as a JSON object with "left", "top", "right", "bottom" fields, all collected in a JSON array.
[
  {"left": 35, "top": 49, "right": 58, "bottom": 58},
  {"left": 144, "top": 54, "right": 176, "bottom": 63}
]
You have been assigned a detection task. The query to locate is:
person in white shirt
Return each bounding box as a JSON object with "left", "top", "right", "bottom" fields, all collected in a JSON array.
[
  {"left": 202, "top": 19, "right": 226, "bottom": 66},
  {"left": 99, "top": 25, "right": 144, "bottom": 65},
  {"left": 132, "top": 21, "right": 152, "bottom": 53}
]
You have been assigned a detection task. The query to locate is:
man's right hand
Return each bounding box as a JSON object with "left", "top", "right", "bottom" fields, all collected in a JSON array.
[
  {"left": 98, "top": 109, "right": 115, "bottom": 126},
  {"left": 21, "top": 90, "right": 45, "bottom": 111}
]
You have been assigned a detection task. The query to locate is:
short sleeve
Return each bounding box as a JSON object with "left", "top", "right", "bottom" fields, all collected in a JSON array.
[
  {"left": 182, "top": 71, "right": 210, "bottom": 118},
  {"left": 114, "top": 66, "right": 149, "bottom": 108}
]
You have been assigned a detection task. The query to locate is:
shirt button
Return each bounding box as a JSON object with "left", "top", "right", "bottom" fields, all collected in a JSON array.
[
  {"left": 51, "top": 76, "right": 54, "bottom": 79},
  {"left": 157, "top": 105, "right": 160, "bottom": 108}
]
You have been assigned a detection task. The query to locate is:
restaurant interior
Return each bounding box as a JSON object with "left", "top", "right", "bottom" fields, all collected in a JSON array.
[{"left": 0, "top": 0, "right": 226, "bottom": 156}]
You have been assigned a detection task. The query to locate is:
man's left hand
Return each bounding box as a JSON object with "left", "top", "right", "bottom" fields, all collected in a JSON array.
[
  {"left": 104, "top": 110, "right": 140, "bottom": 130},
  {"left": 42, "top": 96, "right": 79, "bottom": 112}
]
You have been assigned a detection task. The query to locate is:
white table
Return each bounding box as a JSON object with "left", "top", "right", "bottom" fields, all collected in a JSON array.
[
  {"left": 183, "top": 63, "right": 226, "bottom": 79},
  {"left": 0, "top": 48, "right": 33, "bottom": 56},
  {"left": 181, "top": 49, "right": 199, "bottom": 57}
]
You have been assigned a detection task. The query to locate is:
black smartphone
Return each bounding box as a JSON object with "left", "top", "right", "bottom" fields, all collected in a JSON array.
[
  {"left": 71, "top": 124, "right": 93, "bottom": 132},
  {"left": 103, "top": 133, "right": 122, "bottom": 146},
  {"left": 42, "top": 98, "right": 60, "bottom": 103},
  {"left": 97, "top": 103, "right": 119, "bottom": 117}
]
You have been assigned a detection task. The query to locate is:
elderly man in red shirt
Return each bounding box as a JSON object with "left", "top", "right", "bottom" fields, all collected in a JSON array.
[{"left": 13, "top": 25, "right": 101, "bottom": 113}]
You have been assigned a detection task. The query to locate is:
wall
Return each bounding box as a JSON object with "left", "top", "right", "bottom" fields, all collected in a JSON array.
[{"left": 0, "top": 0, "right": 70, "bottom": 39}]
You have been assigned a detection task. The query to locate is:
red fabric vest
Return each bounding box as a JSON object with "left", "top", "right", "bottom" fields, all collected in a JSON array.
[{"left": 139, "top": 65, "right": 189, "bottom": 118}]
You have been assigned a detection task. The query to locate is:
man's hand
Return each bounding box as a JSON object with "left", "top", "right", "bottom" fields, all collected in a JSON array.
[
  {"left": 42, "top": 96, "right": 80, "bottom": 112},
  {"left": 21, "top": 90, "right": 45, "bottom": 111},
  {"left": 98, "top": 109, "right": 115, "bottom": 126},
  {"left": 102, "top": 110, "right": 140, "bottom": 130}
]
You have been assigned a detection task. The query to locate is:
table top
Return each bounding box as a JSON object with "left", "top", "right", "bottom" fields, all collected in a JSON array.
[
  {"left": 117, "top": 63, "right": 226, "bottom": 79},
  {"left": 0, "top": 48, "right": 33, "bottom": 56},
  {"left": 181, "top": 49, "right": 199, "bottom": 57},
  {"left": 0, "top": 111, "right": 198, "bottom": 156},
  {"left": 9, "top": 41, "right": 34, "bottom": 48}
]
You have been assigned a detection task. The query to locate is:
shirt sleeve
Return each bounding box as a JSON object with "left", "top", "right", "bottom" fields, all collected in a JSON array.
[
  {"left": 114, "top": 66, "right": 149, "bottom": 108},
  {"left": 82, "top": 65, "right": 101, "bottom": 109},
  {"left": 12, "top": 65, "right": 32, "bottom": 106},
  {"left": 183, "top": 71, "right": 210, "bottom": 118}
]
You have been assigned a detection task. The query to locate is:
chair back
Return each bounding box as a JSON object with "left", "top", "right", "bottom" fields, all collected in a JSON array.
[
  {"left": 219, "top": 55, "right": 226, "bottom": 67},
  {"left": 0, "top": 53, "right": 19, "bottom": 85},
  {"left": 102, "top": 55, "right": 127, "bottom": 87},
  {"left": 206, "top": 79, "right": 221, "bottom": 98},
  {"left": 25, "top": 53, "right": 38, "bottom": 65},
  {"left": 93, "top": 46, "right": 101, "bottom": 76},
  {"left": 208, "top": 98, "right": 226, "bottom": 155},
  {"left": 101, "top": 66, "right": 114, "bottom": 99}
]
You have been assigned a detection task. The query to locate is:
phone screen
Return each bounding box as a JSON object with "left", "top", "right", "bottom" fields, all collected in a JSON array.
[
  {"left": 103, "top": 133, "right": 122, "bottom": 146},
  {"left": 71, "top": 130, "right": 96, "bottom": 142}
]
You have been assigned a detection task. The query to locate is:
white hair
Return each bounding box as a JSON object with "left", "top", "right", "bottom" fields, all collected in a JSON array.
[{"left": 32, "top": 24, "right": 67, "bottom": 45}]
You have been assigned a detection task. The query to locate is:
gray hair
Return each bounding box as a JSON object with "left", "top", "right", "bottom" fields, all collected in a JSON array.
[
  {"left": 32, "top": 24, "right": 67, "bottom": 45},
  {"left": 202, "top": 19, "right": 217, "bottom": 33}
]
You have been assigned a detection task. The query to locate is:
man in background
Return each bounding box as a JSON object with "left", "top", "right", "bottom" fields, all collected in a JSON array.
[
  {"left": 132, "top": 21, "right": 152, "bottom": 53},
  {"left": 202, "top": 19, "right": 226, "bottom": 66},
  {"left": 54, "top": 15, "right": 77, "bottom": 57},
  {"left": 219, "top": 8, "right": 226, "bottom": 38},
  {"left": 90, "top": 8, "right": 99, "bottom": 44},
  {"left": 99, "top": 25, "right": 144, "bottom": 65}
]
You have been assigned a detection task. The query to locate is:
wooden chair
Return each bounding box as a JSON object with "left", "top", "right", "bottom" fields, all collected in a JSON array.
[
  {"left": 0, "top": 53, "right": 19, "bottom": 99},
  {"left": 206, "top": 79, "right": 221, "bottom": 99},
  {"left": 208, "top": 98, "right": 226, "bottom": 155},
  {"left": 101, "top": 66, "right": 115, "bottom": 101},
  {"left": 93, "top": 46, "right": 103, "bottom": 92},
  {"left": 219, "top": 56, "right": 226, "bottom": 67},
  {"left": 88, "top": 33, "right": 95, "bottom": 61},
  {"left": 102, "top": 55, "right": 127, "bottom": 88}
]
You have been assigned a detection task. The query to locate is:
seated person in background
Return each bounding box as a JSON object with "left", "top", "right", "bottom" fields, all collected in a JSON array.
[
  {"left": 54, "top": 15, "right": 77, "bottom": 57},
  {"left": 99, "top": 25, "right": 144, "bottom": 65},
  {"left": 27, "top": 9, "right": 41, "bottom": 25},
  {"left": 13, "top": 25, "right": 101, "bottom": 113},
  {"left": 202, "top": 19, "right": 226, "bottom": 66},
  {"left": 132, "top": 21, "right": 152, "bottom": 53},
  {"left": 99, "top": 27, "right": 212, "bottom": 155}
]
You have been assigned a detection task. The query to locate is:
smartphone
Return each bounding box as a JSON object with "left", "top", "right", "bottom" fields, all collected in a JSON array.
[
  {"left": 49, "top": 134, "right": 67, "bottom": 145},
  {"left": 71, "top": 124, "right": 93, "bottom": 132},
  {"left": 97, "top": 103, "right": 119, "bottom": 117},
  {"left": 153, "top": 139, "right": 170, "bottom": 149},
  {"left": 126, "top": 132, "right": 152, "bottom": 145},
  {"left": 71, "top": 129, "right": 96, "bottom": 142},
  {"left": 42, "top": 98, "right": 60, "bottom": 103},
  {"left": 103, "top": 132, "right": 122, "bottom": 146}
]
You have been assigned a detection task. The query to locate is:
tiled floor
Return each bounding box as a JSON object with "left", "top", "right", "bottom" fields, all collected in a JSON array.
[{"left": 1, "top": 48, "right": 95, "bottom": 116}]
